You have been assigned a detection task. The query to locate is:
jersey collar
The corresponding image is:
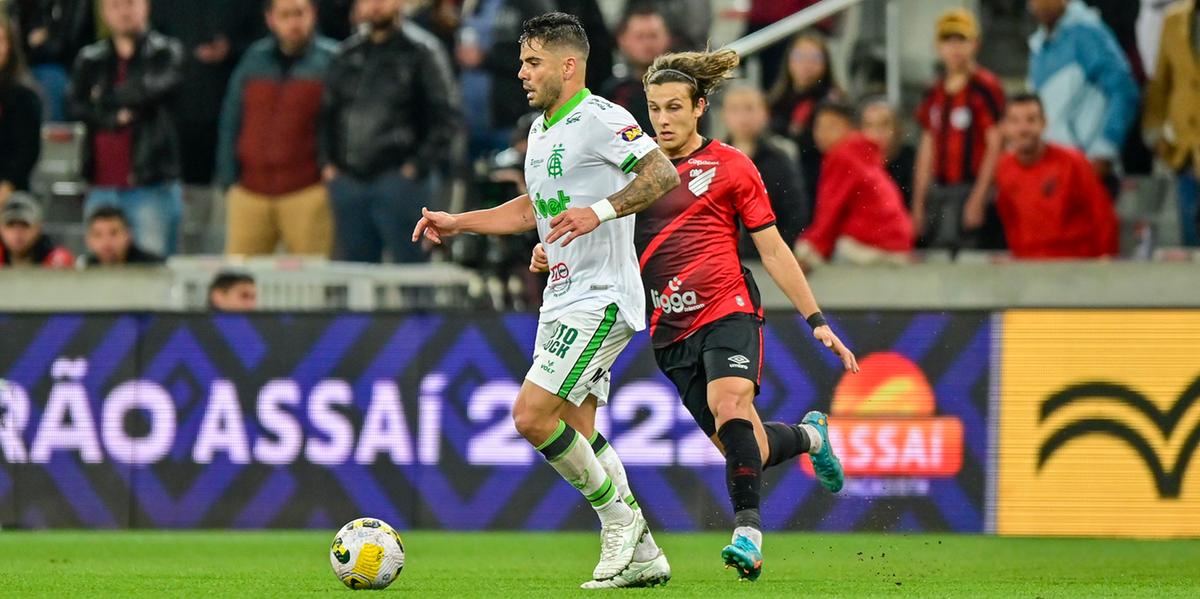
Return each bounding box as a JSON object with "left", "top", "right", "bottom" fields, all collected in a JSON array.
[
  {"left": 670, "top": 137, "right": 714, "bottom": 165},
  {"left": 543, "top": 88, "right": 591, "bottom": 131}
]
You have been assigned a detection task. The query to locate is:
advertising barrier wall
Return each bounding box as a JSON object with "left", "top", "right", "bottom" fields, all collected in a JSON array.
[
  {"left": 0, "top": 312, "right": 991, "bottom": 532},
  {"left": 996, "top": 311, "right": 1200, "bottom": 538}
]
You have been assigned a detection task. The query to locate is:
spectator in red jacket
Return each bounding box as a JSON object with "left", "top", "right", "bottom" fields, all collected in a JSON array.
[
  {"left": 995, "top": 93, "right": 1118, "bottom": 259},
  {"left": 0, "top": 192, "right": 73, "bottom": 268},
  {"left": 795, "top": 102, "right": 913, "bottom": 268},
  {"left": 216, "top": 0, "right": 336, "bottom": 256}
]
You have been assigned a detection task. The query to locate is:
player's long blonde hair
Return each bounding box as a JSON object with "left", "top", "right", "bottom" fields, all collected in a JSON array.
[{"left": 643, "top": 49, "right": 741, "bottom": 105}]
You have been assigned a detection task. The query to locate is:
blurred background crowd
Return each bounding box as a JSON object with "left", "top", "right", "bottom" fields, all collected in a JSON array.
[{"left": 0, "top": 0, "right": 1195, "bottom": 309}]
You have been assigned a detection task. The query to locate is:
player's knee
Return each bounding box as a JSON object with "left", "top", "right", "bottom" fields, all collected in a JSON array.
[
  {"left": 710, "top": 395, "right": 742, "bottom": 423},
  {"left": 709, "top": 387, "right": 754, "bottom": 424},
  {"left": 511, "top": 402, "right": 552, "bottom": 444}
]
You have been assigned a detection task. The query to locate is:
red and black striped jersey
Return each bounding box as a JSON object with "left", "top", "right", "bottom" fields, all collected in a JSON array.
[
  {"left": 916, "top": 67, "right": 1005, "bottom": 185},
  {"left": 634, "top": 139, "right": 776, "bottom": 348}
]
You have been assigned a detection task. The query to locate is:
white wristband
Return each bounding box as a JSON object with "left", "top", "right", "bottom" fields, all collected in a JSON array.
[{"left": 589, "top": 199, "right": 618, "bottom": 223}]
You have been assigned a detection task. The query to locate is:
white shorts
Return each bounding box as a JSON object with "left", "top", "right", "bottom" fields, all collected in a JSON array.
[{"left": 525, "top": 304, "right": 634, "bottom": 407}]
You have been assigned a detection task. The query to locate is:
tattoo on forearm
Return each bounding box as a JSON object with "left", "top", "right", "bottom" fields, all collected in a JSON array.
[{"left": 608, "top": 151, "right": 680, "bottom": 218}]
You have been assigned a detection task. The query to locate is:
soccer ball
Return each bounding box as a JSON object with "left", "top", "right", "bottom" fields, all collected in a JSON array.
[{"left": 330, "top": 517, "right": 406, "bottom": 590}]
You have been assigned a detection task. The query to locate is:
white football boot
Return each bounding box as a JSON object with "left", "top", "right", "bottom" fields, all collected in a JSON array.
[
  {"left": 591, "top": 508, "right": 647, "bottom": 581},
  {"left": 580, "top": 550, "right": 671, "bottom": 589}
]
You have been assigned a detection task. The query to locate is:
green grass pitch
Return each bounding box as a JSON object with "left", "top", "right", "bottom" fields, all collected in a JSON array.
[{"left": 1, "top": 531, "right": 1197, "bottom": 597}]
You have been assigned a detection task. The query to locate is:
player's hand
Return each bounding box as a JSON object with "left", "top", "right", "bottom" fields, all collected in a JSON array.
[
  {"left": 529, "top": 243, "right": 549, "bottom": 273},
  {"left": 411, "top": 207, "right": 461, "bottom": 245},
  {"left": 814, "top": 325, "right": 859, "bottom": 373},
  {"left": 546, "top": 207, "right": 600, "bottom": 247}
]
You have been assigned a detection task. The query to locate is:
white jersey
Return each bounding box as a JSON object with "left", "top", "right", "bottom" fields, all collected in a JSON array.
[{"left": 525, "top": 89, "right": 659, "bottom": 331}]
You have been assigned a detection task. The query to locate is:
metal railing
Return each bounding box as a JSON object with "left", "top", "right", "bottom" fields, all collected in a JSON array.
[{"left": 725, "top": 0, "right": 902, "bottom": 105}]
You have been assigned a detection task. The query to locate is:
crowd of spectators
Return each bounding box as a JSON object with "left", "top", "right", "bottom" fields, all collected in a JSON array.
[{"left": 0, "top": 0, "right": 1196, "bottom": 278}]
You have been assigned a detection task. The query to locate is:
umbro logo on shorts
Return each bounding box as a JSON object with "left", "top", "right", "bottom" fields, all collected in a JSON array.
[{"left": 727, "top": 355, "right": 750, "bottom": 370}]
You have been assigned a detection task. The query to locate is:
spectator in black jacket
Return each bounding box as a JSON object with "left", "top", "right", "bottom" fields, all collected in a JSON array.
[
  {"left": 81, "top": 205, "right": 163, "bottom": 266},
  {"left": 600, "top": 4, "right": 671, "bottom": 132},
  {"left": 10, "top": 0, "right": 95, "bottom": 120},
  {"left": 0, "top": 15, "right": 42, "bottom": 206},
  {"left": 723, "top": 83, "right": 808, "bottom": 254},
  {"left": 319, "top": 0, "right": 460, "bottom": 263},
  {"left": 152, "top": 0, "right": 266, "bottom": 219},
  {"left": 70, "top": 0, "right": 185, "bottom": 257}
]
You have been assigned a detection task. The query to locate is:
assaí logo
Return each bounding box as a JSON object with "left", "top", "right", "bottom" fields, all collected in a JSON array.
[
  {"left": 1038, "top": 377, "right": 1200, "bottom": 498},
  {"left": 803, "top": 352, "right": 964, "bottom": 496}
]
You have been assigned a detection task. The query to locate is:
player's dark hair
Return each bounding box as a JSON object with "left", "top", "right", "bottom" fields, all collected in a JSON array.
[
  {"left": 519, "top": 12, "right": 589, "bottom": 58},
  {"left": 86, "top": 205, "right": 131, "bottom": 228},
  {"left": 208, "top": 271, "right": 256, "bottom": 307},
  {"left": 644, "top": 49, "right": 740, "bottom": 106},
  {"left": 814, "top": 99, "right": 858, "bottom": 126},
  {"left": 617, "top": 3, "right": 668, "bottom": 37},
  {"left": 1008, "top": 92, "right": 1044, "bottom": 115}
]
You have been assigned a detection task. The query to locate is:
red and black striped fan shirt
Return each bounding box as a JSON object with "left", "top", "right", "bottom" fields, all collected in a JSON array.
[{"left": 916, "top": 67, "right": 1006, "bottom": 185}]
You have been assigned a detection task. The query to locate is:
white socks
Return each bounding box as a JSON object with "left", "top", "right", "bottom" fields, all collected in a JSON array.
[
  {"left": 539, "top": 422, "right": 630, "bottom": 525},
  {"left": 801, "top": 423, "right": 823, "bottom": 453},
  {"left": 733, "top": 526, "right": 763, "bottom": 549},
  {"left": 593, "top": 433, "right": 661, "bottom": 562}
]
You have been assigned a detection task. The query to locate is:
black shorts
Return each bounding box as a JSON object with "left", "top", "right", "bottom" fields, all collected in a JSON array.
[{"left": 653, "top": 313, "right": 763, "bottom": 437}]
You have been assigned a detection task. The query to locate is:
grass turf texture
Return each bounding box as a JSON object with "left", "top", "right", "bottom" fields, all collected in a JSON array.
[{"left": 1, "top": 531, "right": 1197, "bottom": 597}]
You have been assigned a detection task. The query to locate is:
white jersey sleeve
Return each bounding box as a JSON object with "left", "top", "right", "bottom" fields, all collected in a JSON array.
[{"left": 583, "top": 96, "right": 661, "bottom": 175}]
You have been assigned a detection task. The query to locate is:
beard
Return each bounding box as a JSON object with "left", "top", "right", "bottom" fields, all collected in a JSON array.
[
  {"left": 531, "top": 79, "right": 562, "bottom": 112},
  {"left": 368, "top": 12, "right": 397, "bottom": 32}
]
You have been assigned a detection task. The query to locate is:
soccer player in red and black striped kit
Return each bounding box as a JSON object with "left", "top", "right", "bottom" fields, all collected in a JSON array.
[{"left": 534, "top": 49, "right": 858, "bottom": 582}]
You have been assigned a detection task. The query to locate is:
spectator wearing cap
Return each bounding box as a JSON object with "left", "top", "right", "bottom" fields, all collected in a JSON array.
[
  {"left": 70, "top": 0, "right": 186, "bottom": 257},
  {"left": 794, "top": 102, "right": 913, "bottom": 268},
  {"left": 1144, "top": 0, "right": 1200, "bottom": 247},
  {"left": 208, "top": 271, "right": 257, "bottom": 311},
  {"left": 994, "top": 94, "right": 1118, "bottom": 259},
  {"left": 216, "top": 0, "right": 337, "bottom": 256},
  {"left": 0, "top": 192, "right": 73, "bottom": 267},
  {"left": 81, "top": 205, "right": 163, "bottom": 266},
  {"left": 0, "top": 15, "right": 42, "bottom": 207},
  {"left": 1028, "top": 0, "right": 1138, "bottom": 191},
  {"left": 912, "top": 9, "right": 1005, "bottom": 252},
  {"left": 600, "top": 4, "right": 672, "bottom": 133}
]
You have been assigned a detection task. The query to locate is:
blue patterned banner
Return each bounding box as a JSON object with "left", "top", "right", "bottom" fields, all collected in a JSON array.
[{"left": 0, "top": 312, "right": 991, "bottom": 531}]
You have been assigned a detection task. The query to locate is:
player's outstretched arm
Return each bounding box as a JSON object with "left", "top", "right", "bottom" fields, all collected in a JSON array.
[
  {"left": 545, "top": 150, "right": 680, "bottom": 246},
  {"left": 412, "top": 195, "right": 536, "bottom": 245},
  {"left": 750, "top": 226, "right": 859, "bottom": 373}
]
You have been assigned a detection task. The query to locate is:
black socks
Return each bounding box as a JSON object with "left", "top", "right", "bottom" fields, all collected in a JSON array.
[
  {"left": 762, "top": 421, "right": 811, "bottom": 468},
  {"left": 717, "top": 418, "right": 762, "bottom": 531}
]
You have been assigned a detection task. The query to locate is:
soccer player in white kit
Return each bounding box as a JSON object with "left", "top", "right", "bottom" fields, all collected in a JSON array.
[{"left": 412, "top": 12, "right": 681, "bottom": 587}]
